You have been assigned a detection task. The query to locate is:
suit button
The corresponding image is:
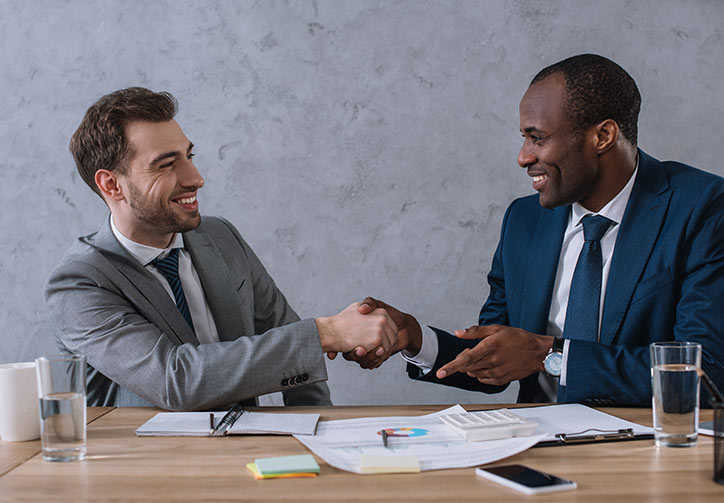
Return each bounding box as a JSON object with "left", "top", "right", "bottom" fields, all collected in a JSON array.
[
  {"left": 301, "top": 373, "right": 309, "bottom": 382},
  {"left": 293, "top": 375, "right": 302, "bottom": 384},
  {"left": 281, "top": 378, "right": 289, "bottom": 386}
]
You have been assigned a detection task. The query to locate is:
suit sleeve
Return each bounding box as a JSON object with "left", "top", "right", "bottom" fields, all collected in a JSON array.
[
  {"left": 563, "top": 190, "right": 724, "bottom": 406},
  {"left": 406, "top": 204, "right": 514, "bottom": 395},
  {"left": 216, "top": 217, "right": 331, "bottom": 405}
]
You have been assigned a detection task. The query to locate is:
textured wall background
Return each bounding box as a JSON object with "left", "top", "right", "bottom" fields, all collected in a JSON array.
[{"left": 1, "top": 0, "right": 722, "bottom": 405}]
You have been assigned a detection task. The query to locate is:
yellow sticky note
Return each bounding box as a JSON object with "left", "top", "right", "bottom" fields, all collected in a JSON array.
[{"left": 360, "top": 455, "right": 421, "bottom": 474}]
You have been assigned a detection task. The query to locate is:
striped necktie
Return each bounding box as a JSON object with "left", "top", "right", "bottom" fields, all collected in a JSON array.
[
  {"left": 563, "top": 215, "right": 613, "bottom": 342},
  {"left": 151, "top": 248, "right": 195, "bottom": 333}
]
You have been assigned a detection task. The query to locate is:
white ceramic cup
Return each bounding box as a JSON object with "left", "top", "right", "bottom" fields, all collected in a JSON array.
[{"left": 0, "top": 362, "right": 40, "bottom": 442}]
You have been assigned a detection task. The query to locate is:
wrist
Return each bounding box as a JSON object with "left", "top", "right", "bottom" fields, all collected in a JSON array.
[
  {"left": 536, "top": 335, "right": 556, "bottom": 373},
  {"left": 404, "top": 314, "right": 423, "bottom": 355},
  {"left": 314, "top": 316, "right": 335, "bottom": 352}
]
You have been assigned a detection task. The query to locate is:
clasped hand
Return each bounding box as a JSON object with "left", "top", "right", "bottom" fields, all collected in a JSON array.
[{"left": 326, "top": 297, "right": 421, "bottom": 369}]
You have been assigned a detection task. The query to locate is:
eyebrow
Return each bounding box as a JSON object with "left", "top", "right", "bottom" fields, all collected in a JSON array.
[
  {"left": 521, "top": 127, "right": 545, "bottom": 135},
  {"left": 149, "top": 142, "right": 194, "bottom": 167}
]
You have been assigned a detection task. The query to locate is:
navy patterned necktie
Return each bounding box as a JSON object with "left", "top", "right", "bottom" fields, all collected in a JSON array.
[
  {"left": 563, "top": 215, "right": 613, "bottom": 342},
  {"left": 151, "top": 248, "right": 195, "bottom": 333}
]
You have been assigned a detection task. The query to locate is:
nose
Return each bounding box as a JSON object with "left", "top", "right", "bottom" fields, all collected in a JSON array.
[
  {"left": 517, "top": 140, "right": 537, "bottom": 168},
  {"left": 180, "top": 156, "right": 204, "bottom": 189}
]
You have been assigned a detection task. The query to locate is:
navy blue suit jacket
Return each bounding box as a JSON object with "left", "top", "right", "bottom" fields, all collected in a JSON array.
[{"left": 409, "top": 150, "right": 724, "bottom": 406}]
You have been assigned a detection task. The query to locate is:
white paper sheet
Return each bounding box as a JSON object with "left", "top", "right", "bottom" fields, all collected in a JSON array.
[
  {"left": 510, "top": 404, "right": 654, "bottom": 442},
  {"left": 294, "top": 405, "right": 546, "bottom": 473}
]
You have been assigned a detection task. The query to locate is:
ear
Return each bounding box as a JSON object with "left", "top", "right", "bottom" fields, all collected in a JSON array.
[
  {"left": 94, "top": 169, "right": 125, "bottom": 202},
  {"left": 593, "top": 119, "right": 619, "bottom": 155}
]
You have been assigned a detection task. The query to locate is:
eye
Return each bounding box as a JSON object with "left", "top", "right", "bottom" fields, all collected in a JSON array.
[
  {"left": 159, "top": 161, "right": 174, "bottom": 169},
  {"left": 187, "top": 152, "right": 195, "bottom": 160}
]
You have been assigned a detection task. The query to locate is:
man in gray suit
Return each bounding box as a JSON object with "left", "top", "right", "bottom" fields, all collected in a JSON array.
[{"left": 46, "top": 87, "right": 398, "bottom": 410}]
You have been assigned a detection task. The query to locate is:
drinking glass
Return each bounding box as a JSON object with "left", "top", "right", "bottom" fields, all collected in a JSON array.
[
  {"left": 35, "top": 354, "right": 87, "bottom": 461},
  {"left": 650, "top": 341, "right": 701, "bottom": 447}
]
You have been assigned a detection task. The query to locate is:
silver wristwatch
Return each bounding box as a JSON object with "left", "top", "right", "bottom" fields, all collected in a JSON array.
[{"left": 543, "top": 337, "right": 565, "bottom": 377}]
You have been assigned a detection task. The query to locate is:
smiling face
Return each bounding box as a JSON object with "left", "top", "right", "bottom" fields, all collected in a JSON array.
[
  {"left": 112, "top": 119, "right": 204, "bottom": 247},
  {"left": 518, "top": 73, "right": 602, "bottom": 210}
]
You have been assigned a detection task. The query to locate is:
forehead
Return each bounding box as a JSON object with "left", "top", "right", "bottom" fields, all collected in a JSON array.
[
  {"left": 125, "top": 119, "right": 189, "bottom": 161},
  {"left": 519, "top": 73, "right": 571, "bottom": 132}
]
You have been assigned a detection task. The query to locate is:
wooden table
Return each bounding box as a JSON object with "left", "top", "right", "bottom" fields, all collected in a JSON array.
[{"left": 0, "top": 405, "right": 721, "bottom": 502}]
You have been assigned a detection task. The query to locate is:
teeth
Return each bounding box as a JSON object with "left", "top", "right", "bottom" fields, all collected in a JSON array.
[
  {"left": 533, "top": 174, "right": 548, "bottom": 182},
  {"left": 176, "top": 196, "right": 196, "bottom": 204}
]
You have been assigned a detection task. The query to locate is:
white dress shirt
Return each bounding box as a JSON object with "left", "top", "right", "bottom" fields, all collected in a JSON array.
[
  {"left": 110, "top": 216, "right": 220, "bottom": 344},
  {"left": 405, "top": 163, "right": 639, "bottom": 402}
]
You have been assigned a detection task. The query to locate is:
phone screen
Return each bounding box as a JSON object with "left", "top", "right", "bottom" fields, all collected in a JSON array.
[{"left": 476, "top": 464, "right": 577, "bottom": 494}]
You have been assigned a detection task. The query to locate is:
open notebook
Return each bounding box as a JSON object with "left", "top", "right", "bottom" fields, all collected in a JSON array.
[{"left": 135, "top": 411, "right": 320, "bottom": 437}]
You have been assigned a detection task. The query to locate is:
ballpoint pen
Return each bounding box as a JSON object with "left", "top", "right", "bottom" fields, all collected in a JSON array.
[
  {"left": 209, "top": 413, "right": 216, "bottom": 435},
  {"left": 381, "top": 429, "right": 389, "bottom": 448},
  {"left": 212, "top": 403, "right": 245, "bottom": 436}
]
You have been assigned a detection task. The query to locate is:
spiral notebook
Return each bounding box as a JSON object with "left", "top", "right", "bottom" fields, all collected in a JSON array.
[{"left": 135, "top": 410, "right": 320, "bottom": 437}]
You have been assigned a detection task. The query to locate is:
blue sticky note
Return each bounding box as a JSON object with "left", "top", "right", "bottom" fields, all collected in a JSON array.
[{"left": 255, "top": 454, "right": 320, "bottom": 475}]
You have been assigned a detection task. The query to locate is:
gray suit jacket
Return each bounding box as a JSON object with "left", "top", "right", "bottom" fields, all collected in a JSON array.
[{"left": 45, "top": 215, "right": 331, "bottom": 410}]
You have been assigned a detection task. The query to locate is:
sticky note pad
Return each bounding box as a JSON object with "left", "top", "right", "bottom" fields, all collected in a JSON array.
[
  {"left": 246, "top": 463, "right": 317, "bottom": 480},
  {"left": 255, "top": 454, "right": 320, "bottom": 475},
  {"left": 360, "top": 454, "right": 421, "bottom": 474}
]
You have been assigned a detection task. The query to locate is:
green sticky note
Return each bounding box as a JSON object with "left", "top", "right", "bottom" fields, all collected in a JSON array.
[{"left": 255, "top": 454, "right": 320, "bottom": 475}]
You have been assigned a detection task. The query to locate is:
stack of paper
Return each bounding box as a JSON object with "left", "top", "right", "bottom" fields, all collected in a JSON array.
[{"left": 246, "top": 454, "right": 320, "bottom": 480}]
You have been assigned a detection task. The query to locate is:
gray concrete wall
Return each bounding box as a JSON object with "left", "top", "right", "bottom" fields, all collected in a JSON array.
[{"left": 1, "top": 0, "right": 722, "bottom": 405}]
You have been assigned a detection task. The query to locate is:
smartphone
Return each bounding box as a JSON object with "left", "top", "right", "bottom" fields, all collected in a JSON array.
[{"left": 476, "top": 464, "right": 577, "bottom": 495}]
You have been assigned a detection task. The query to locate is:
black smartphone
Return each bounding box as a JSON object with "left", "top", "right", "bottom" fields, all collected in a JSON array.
[{"left": 476, "top": 464, "right": 577, "bottom": 495}]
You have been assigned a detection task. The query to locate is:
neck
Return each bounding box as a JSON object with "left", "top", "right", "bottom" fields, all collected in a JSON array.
[{"left": 579, "top": 144, "right": 637, "bottom": 212}]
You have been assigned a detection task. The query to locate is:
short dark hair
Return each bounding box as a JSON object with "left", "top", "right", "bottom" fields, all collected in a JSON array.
[
  {"left": 531, "top": 54, "right": 641, "bottom": 145},
  {"left": 70, "top": 87, "right": 178, "bottom": 196}
]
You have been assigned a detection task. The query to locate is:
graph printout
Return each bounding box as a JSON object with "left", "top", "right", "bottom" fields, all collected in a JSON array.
[{"left": 294, "top": 405, "right": 546, "bottom": 473}]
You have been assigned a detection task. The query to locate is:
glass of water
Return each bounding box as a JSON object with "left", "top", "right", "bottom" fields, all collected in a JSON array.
[
  {"left": 35, "top": 354, "right": 87, "bottom": 462},
  {"left": 650, "top": 341, "right": 701, "bottom": 447}
]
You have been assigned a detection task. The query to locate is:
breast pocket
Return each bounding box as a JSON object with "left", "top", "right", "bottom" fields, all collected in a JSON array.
[{"left": 629, "top": 268, "right": 673, "bottom": 305}]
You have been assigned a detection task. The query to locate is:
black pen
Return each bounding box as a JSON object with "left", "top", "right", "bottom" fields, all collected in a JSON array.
[
  {"left": 209, "top": 412, "right": 216, "bottom": 435},
  {"left": 697, "top": 368, "right": 724, "bottom": 403},
  {"left": 381, "top": 429, "right": 389, "bottom": 448},
  {"left": 213, "top": 403, "right": 245, "bottom": 436}
]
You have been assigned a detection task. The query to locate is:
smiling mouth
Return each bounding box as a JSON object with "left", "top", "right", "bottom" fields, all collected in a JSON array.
[
  {"left": 175, "top": 196, "right": 196, "bottom": 205},
  {"left": 532, "top": 174, "right": 548, "bottom": 182}
]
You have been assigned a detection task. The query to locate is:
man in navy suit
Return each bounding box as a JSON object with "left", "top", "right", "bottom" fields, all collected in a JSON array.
[{"left": 346, "top": 54, "right": 724, "bottom": 406}]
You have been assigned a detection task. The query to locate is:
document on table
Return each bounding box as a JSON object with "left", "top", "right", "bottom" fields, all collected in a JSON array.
[
  {"left": 293, "top": 405, "right": 547, "bottom": 473},
  {"left": 136, "top": 411, "right": 320, "bottom": 437},
  {"left": 510, "top": 403, "right": 654, "bottom": 444}
]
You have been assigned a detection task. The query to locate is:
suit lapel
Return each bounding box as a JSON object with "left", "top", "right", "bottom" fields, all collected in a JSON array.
[
  {"left": 91, "top": 217, "right": 199, "bottom": 346},
  {"left": 520, "top": 205, "right": 569, "bottom": 333},
  {"left": 600, "top": 150, "right": 671, "bottom": 345},
  {"left": 184, "top": 224, "right": 245, "bottom": 342}
]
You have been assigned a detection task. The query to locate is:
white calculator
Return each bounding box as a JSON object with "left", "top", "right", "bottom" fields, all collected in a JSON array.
[{"left": 440, "top": 409, "right": 538, "bottom": 442}]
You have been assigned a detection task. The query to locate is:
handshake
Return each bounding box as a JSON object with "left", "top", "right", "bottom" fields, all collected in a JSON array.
[
  {"left": 315, "top": 297, "right": 553, "bottom": 385},
  {"left": 314, "top": 297, "right": 422, "bottom": 370}
]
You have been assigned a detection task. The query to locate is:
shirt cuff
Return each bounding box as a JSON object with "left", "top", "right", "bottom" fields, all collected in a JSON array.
[
  {"left": 401, "top": 324, "right": 439, "bottom": 375},
  {"left": 560, "top": 339, "right": 571, "bottom": 386}
]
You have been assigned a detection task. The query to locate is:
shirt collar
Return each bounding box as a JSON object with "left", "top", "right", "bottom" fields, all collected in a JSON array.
[
  {"left": 109, "top": 215, "right": 185, "bottom": 266},
  {"left": 571, "top": 156, "right": 639, "bottom": 228}
]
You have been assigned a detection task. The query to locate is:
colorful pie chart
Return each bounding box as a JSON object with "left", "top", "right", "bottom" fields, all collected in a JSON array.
[{"left": 378, "top": 428, "right": 428, "bottom": 438}]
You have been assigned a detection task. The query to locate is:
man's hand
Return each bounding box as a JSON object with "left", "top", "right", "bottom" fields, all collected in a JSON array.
[
  {"left": 316, "top": 302, "right": 398, "bottom": 359},
  {"left": 436, "top": 325, "right": 553, "bottom": 385},
  {"left": 329, "top": 297, "right": 423, "bottom": 369}
]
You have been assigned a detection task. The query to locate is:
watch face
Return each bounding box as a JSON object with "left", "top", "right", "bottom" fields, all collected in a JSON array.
[{"left": 544, "top": 352, "right": 563, "bottom": 377}]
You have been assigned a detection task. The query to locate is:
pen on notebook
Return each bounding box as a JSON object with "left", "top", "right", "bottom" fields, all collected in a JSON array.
[
  {"left": 209, "top": 413, "right": 215, "bottom": 435},
  {"left": 213, "top": 403, "right": 245, "bottom": 436},
  {"left": 697, "top": 368, "right": 724, "bottom": 403},
  {"left": 381, "top": 430, "right": 389, "bottom": 448}
]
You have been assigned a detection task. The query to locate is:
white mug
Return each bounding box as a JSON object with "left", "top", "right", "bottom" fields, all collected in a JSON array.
[{"left": 0, "top": 362, "right": 40, "bottom": 442}]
